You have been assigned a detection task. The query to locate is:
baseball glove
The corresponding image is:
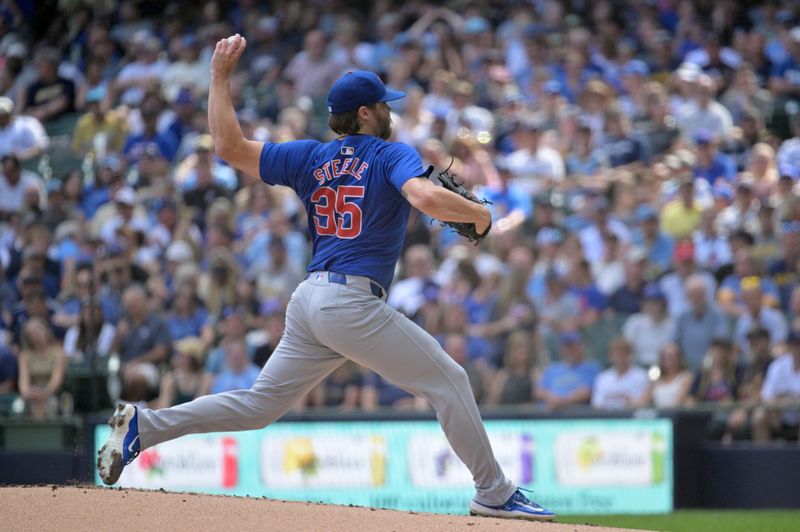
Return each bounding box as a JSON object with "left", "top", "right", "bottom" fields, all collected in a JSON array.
[{"left": 427, "top": 159, "right": 492, "bottom": 244}]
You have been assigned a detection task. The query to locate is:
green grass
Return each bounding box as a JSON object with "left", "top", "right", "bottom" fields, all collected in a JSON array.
[{"left": 558, "top": 510, "right": 800, "bottom": 532}]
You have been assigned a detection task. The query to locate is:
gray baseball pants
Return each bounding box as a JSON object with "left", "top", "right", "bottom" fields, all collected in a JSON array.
[{"left": 137, "top": 272, "right": 515, "bottom": 506}]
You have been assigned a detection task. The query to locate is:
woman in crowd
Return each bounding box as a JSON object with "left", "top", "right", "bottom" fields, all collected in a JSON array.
[
  {"left": 640, "top": 343, "right": 694, "bottom": 408},
  {"left": 63, "top": 300, "right": 116, "bottom": 361},
  {"left": 155, "top": 336, "right": 212, "bottom": 409},
  {"left": 18, "top": 318, "right": 67, "bottom": 419},
  {"left": 486, "top": 330, "right": 539, "bottom": 406}
]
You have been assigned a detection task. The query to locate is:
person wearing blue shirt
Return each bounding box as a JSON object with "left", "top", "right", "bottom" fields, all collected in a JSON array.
[
  {"left": 631, "top": 204, "right": 674, "bottom": 274},
  {"left": 122, "top": 105, "right": 178, "bottom": 164},
  {"left": 99, "top": 38, "right": 553, "bottom": 521},
  {"left": 536, "top": 331, "right": 600, "bottom": 410},
  {"left": 210, "top": 339, "right": 260, "bottom": 394},
  {"left": 480, "top": 158, "right": 532, "bottom": 223},
  {"left": 693, "top": 131, "right": 736, "bottom": 183}
]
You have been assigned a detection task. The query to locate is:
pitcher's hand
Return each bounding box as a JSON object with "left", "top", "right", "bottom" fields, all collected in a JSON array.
[{"left": 211, "top": 34, "right": 247, "bottom": 79}]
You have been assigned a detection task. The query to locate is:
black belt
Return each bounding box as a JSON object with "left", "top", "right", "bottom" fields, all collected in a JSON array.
[{"left": 306, "top": 271, "right": 385, "bottom": 299}]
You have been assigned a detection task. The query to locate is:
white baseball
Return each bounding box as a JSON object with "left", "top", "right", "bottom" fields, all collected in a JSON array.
[{"left": 227, "top": 36, "right": 238, "bottom": 45}]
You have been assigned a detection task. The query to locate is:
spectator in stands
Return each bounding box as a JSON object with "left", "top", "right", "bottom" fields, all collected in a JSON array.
[
  {"left": 199, "top": 249, "right": 239, "bottom": 320},
  {"left": 536, "top": 331, "right": 600, "bottom": 411},
  {"left": 596, "top": 107, "right": 645, "bottom": 169},
  {"left": 591, "top": 337, "right": 649, "bottom": 409},
  {"left": 21, "top": 48, "right": 75, "bottom": 123},
  {"left": 17, "top": 317, "right": 66, "bottom": 419},
  {"left": 63, "top": 300, "right": 115, "bottom": 362},
  {"left": 0, "top": 96, "right": 48, "bottom": 161},
  {"left": 71, "top": 87, "right": 126, "bottom": 157},
  {"left": 0, "top": 153, "right": 43, "bottom": 219},
  {"left": 637, "top": 82, "right": 679, "bottom": 157},
  {"left": 719, "top": 249, "right": 780, "bottom": 317},
  {"left": 692, "top": 131, "right": 736, "bottom": 184},
  {"left": 155, "top": 336, "right": 211, "bottom": 408},
  {"left": 310, "top": 360, "right": 362, "bottom": 409},
  {"left": 177, "top": 134, "right": 237, "bottom": 194},
  {"left": 388, "top": 244, "right": 438, "bottom": 319},
  {"left": 504, "top": 115, "right": 565, "bottom": 196},
  {"left": 210, "top": 338, "right": 259, "bottom": 395},
  {"left": 716, "top": 181, "right": 759, "bottom": 238},
  {"left": 112, "top": 35, "right": 167, "bottom": 107},
  {"left": 677, "top": 74, "right": 733, "bottom": 141},
  {"left": 251, "top": 299, "right": 285, "bottom": 368},
  {"left": 661, "top": 178, "right": 703, "bottom": 240},
  {"left": 608, "top": 249, "right": 648, "bottom": 315},
  {"left": 631, "top": 204, "right": 673, "bottom": 275},
  {"left": 688, "top": 338, "right": 742, "bottom": 406},
  {"left": 640, "top": 343, "right": 693, "bottom": 408},
  {"left": 252, "top": 236, "right": 304, "bottom": 301},
  {"left": 724, "top": 327, "right": 775, "bottom": 442},
  {"left": 752, "top": 331, "right": 800, "bottom": 442},
  {"left": 122, "top": 100, "right": 177, "bottom": 165},
  {"left": 660, "top": 239, "right": 718, "bottom": 318},
  {"left": 767, "top": 26, "right": 800, "bottom": 103},
  {"left": 693, "top": 208, "right": 733, "bottom": 273},
  {"left": 0, "top": 346, "right": 18, "bottom": 395},
  {"left": 674, "top": 274, "right": 730, "bottom": 370},
  {"left": 487, "top": 330, "right": 537, "bottom": 406},
  {"left": 776, "top": 114, "right": 800, "bottom": 175},
  {"left": 114, "top": 284, "right": 171, "bottom": 402},
  {"left": 734, "top": 276, "right": 788, "bottom": 356},
  {"left": 166, "top": 281, "right": 209, "bottom": 342},
  {"left": 623, "top": 284, "right": 675, "bottom": 367}
]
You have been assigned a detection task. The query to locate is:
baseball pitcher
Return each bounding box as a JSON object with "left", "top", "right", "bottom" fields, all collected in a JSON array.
[{"left": 97, "top": 34, "right": 554, "bottom": 521}]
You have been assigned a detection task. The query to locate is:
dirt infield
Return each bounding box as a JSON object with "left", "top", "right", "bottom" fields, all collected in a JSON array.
[{"left": 0, "top": 486, "right": 641, "bottom": 531}]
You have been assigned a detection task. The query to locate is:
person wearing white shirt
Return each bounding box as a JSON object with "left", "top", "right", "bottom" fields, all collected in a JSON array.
[
  {"left": 752, "top": 333, "right": 800, "bottom": 442},
  {"left": 776, "top": 117, "right": 800, "bottom": 178},
  {"left": 114, "top": 37, "right": 169, "bottom": 107},
  {"left": 623, "top": 284, "right": 676, "bottom": 366},
  {"left": 0, "top": 96, "right": 48, "bottom": 160},
  {"left": 733, "top": 281, "right": 788, "bottom": 357},
  {"left": 677, "top": 74, "right": 733, "bottom": 141},
  {"left": 592, "top": 337, "right": 650, "bottom": 409},
  {"left": 505, "top": 117, "right": 565, "bottom": 196},
  {"left": 387, "top": 244, "right": 438, "bottom": 318},
  {"left": 0, "top": 153, "right": 43, "bottom": 217}
]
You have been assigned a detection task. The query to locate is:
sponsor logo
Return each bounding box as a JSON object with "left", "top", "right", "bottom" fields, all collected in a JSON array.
[
  {"left": 407, "top": 433, "right": 534, "bottom": 487},
  {"left": 555, "top": 432, "right": 666, "bottom": 487},
  {"left": 117, "top": 436, "right": 237, "bottom": 489},
  {"left": 261, "top": 435, "right": 386, "bottom": 488}
]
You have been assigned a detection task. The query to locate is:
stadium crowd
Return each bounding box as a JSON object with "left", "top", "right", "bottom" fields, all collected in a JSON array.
[{"left": 1, "top": 0, "right": 800, "bottom": 444}]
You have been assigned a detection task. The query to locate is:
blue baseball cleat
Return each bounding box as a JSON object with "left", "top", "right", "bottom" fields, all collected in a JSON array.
[
  {"left": 97, "top": 404, "right": 141, "bottom": 485},
  {"left": 469, "top": 488, "right": 556, "bottom": 521}
]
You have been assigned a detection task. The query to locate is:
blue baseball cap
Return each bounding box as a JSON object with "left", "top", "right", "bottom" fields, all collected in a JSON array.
[{"left": 327, "top": 71, "right": 405, "bottom": 114}]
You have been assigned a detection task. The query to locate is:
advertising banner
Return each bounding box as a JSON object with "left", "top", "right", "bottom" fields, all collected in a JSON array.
[{"left": 95, "top": 418, "right": 673, "bottom": 515}]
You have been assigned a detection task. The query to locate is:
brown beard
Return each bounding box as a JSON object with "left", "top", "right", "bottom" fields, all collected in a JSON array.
[{"left": 377, "top": 113, "right": 392, "bottom": 140}]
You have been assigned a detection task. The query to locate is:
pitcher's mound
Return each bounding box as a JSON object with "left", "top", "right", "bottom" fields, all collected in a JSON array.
[{"left": 1, "top": 486, "right": 639, "bottom": 531}]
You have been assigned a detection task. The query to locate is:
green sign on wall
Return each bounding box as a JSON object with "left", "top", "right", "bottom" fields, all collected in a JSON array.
[{"left": 95, "top": 418, "right": 672, "bottom": 515}]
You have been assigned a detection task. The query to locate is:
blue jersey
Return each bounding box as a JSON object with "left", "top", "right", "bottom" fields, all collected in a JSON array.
[{"left": 259, "top": 135, "right": 424, "bottom": 290}]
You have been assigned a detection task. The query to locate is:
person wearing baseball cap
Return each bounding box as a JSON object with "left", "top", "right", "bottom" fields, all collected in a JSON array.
[
  {"left": 0, "top": 95, "right": 49, "bottom": 161},
  {"left": 536, "top": 330, "right": 600, "bottom": 410},
  {"left": 327, "top": 71, "right": 405, "bottom": 114}
]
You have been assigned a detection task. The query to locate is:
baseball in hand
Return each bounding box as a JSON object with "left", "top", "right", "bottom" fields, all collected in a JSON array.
[{"left": 227, "top": 35, "right": 240, "bottom": 45}]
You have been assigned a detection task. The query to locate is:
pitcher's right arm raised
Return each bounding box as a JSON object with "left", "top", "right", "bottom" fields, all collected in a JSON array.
[{"left": 208, "top": 34, "right": 263, "bottom": 178}]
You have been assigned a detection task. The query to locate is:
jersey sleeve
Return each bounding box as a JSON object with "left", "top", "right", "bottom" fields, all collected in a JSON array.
[
  {"left": 259, "top": 140, "right": 319, "bottom": 189},
  {"left": 383, "top": 142, "right": 425, "bottom": 193}
]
